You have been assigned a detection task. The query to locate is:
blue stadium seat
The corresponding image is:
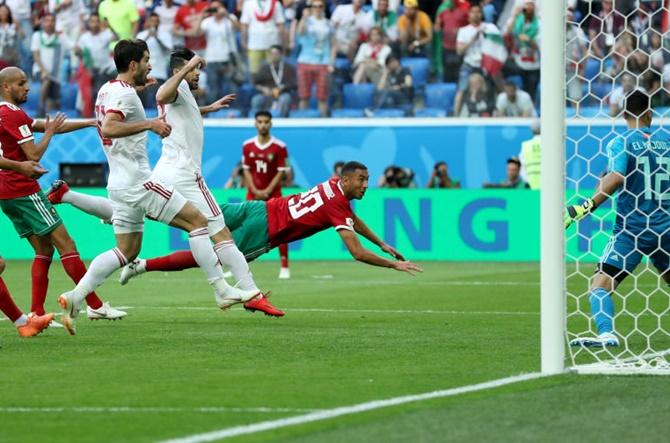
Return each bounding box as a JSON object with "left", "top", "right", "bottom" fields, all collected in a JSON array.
[
  {"left": 425, "top": 83, "right": 457, "bottom": 114},
  {"left": 578, "top": 106, "right": 608, "bottom": 118},
  {"left": 565, "top": 107, "right": 577, "bottom": 118},
  {"left": 589, "top": 81, "right": 611, "bottom": 100},
  {"left": 400, "top": 57, "right": 430, "bottom": 89},
  {"left": 334, "top": 57, "right": 351, "bottom": 72},
  {"left": 206, "top": 109, "right": 241, "bottom": 119},
  {"left": 62, "top": 109, "right": 80, "bottom": 118},
  {"left": 373, "top": 109, "right": 405, "bottom": 118},
  {"left": 60, "top": 82, "right": 78, "bottom": 110},
  {"left": 145, "top": 109, "right": 159, "bottom": 119},
  {"left": 505, "top": 75, "right": 523, "bottom": 89},
  {"left": 342, "top": 83, "right": 376, "bottom": 109},
  {"left": 26, "top": 82, "right": 41, "bottom": 111},
  {"left": 332, "top": 108, "right": 365, "bottom": 118},
  {"left": 584, "top": 58, "right": 601, "bottom": 81},
  {"left": 236, "top": 83, "right": 256, "bottom": 113},
  {"left": 415, "top": 108, "right": 446, "bottom": 118},
  {"left": 289, "top": 109, "right": 321, "bottom": 118}
]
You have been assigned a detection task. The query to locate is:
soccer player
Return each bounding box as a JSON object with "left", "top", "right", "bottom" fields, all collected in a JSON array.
[
  {"left": 50, "top": 162, "right": 423, "bottom": 296},
  {"left": 0, "top": 66, "right": 126, "bottom": 323},
  {"left": 56, "top": 40, "right": 258, "bottom": 335},
  {"left": 243, "top": 111, "right": 291, "bottom": 279},
  {"left": 565, "top": 90, "right": 670, "bottom": 347}
]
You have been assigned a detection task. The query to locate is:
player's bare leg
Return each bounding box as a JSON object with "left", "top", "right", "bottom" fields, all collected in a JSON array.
[
  {"left": 46, "top": 180, "right": 113, "bottom": 223},
  {"left": 570, "top": 272, "right": 620, "bottom": 347}
]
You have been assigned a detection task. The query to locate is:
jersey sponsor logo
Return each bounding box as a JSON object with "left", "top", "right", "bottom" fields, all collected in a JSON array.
[{"left": 19, "top": 124, "right": 32, "bottom": 138}]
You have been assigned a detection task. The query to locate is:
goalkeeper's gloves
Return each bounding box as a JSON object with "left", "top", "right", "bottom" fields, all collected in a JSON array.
[{"left": 564, "top": 198, "right": 595, "bottom": 229}]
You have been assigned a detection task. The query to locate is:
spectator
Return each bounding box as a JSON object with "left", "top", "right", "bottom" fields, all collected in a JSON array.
[
  {"left": 48, "top": 0, "right": 85, "bottom": 45},
  {"left": 98, "top": 0, "right": 140, "bottom": 41},
  {"left": 224, "top": 162, "right": 246, "bottom": 189},
  {"left": 4, "top": 0, "right": 32, "bottom": 72},
  {"left": 193, "top": 1, "right": 240, "bottom": 102},
  {"left": 137, "top": 13, "right": 173, "bottom": 88},
  {"left": 75, "top": 13, "right": 116, "bottom": 107},
  {"left": 0, "top": 4, "right": 22, "bottom": 68},
  {"left": 648, "top": 32, "right": 664, "bottom": 73},
  {"left": 518, "top": 119, "right": 540, "bottom": 190},
  {"left": 455, "top": 5, "right": 497, "bottom": 94},
  {"left": 352, "top": 27, "right": 391, "bottom": 86},
  {"left": 287, "top": 0, "right": 334, "bottom": 55},
  {"left": 648, "top": 72, "right": 669, "bottom": 108},
  {"left": 174, "top": 0, "right": 208, "bottom": 53},
  {"left": 240, "top": 0, "right": 285, "bottom": 75},
  {"left": 495, "top": 80, "right": 536, "bottom": 117},
  {"left": 483, "top": 157, "right": 527, "bottom": 189},
  {"left": 587, "top": 0, "right": 624, "bottom": 59},
  {"left": 372, "top": 0, "right": 400, "bottom": 11},
  {"left": 251, "top": 44, "right": 297, "bottom": 117},
  {"left": 331, "top": 0, "right": 372, "bottom": 61},
  {"left": 609, "top": 72, "right": 636, "bottom": 117},
  {"left": 371, "top": 54, "right": 412, "bottom": 112},
  {"left": 380, "top": 165, "right": 416, "bottom": 188},
  {"left": 505, "top": 0, "right": 540, "bottom": 102},
  {"left": 397, "top": 0, "right": 432, "bottom": 57},
  {"left": 372, "top": 0, "right": 398, "bottom": 46},
  {"left": 455, "top": 72, "right": 494, "bottom": 117},
  {"left": 31, "top": 13, "right": 72, "bottom": 116},
  {"left": 605, "top": 32, "right": 648, "bottom": 78},
  {"left": 154, "top": 0, "right": 181, "bottom": 36},
  {"left": 565, "top": 9, "right": 587, "bottom": 107},
  {"left": 296, "top": 0, "right": 335, "bottom": 117},
  {"left": 331, "top": 160, "right": 345, "bottom": 178},
  {"left": 434, "top": 0, "right": 468, "bottom": 83},
  {"left": 427, "top": 161, "right": 460, "bottom": 188}
]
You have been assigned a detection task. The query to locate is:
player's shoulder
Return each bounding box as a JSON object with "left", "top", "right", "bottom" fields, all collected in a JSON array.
[
  {"left": 0, "top": 101, "right": 24, "bottom": 115},
  {"left": 102, "top": 80, "right": 136, "bottom": 96},
  {"left": 271, "top": 137, "right": 287, "bottom": 149},
  {"left": 242, "top": 137, "right": 257, "bottom": 148},
  {"left": 606, "top": 132, "right": 627, "bottom": 153}
]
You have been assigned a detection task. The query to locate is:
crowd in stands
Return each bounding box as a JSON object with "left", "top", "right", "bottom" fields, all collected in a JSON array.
[{"left": 0, "top": 0, "right": 667, "bottom": 118}]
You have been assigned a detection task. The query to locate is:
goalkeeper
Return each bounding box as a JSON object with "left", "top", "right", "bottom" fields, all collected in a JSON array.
[{"left": 565, "top": 90, "right": 670, "bottom": 347}]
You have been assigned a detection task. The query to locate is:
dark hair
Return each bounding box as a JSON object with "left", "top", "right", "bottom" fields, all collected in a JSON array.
[
  {"left": 507, "top": 157, "right": 521, "bottom": 167},
  {"left": 0, "top": 4, "right": 14, "bottom": 25},
  {"left": 341, "top": 161, "right": 368, "bottom": 175},
  {"left": 625, "top": 90, "right": 650, "bottom": 118},
  {"left": 270, "top": 44, "right": 283, "bottom": 52},
  {"left": 470, "top": 4, "right": 482, "bottom": 12},
  {"left": 255, "top": 110, "right": 272, "bottom": 120},
  {"left": 385, "top": 54, "right": 399, "bottom": 67},
  {"left": 169, "top": 47, "right": 196, "bottom": 72},
  {"left": 89, "top": 12, "right": 99, "bottom": 20},
  {"left": 149, "top": 12, "right": 160, "bottom": 19},
  {"left": 504, "top": 80, "right": 517, "bottom": 88},
  {"left": 114, "top": 39, "right": 149, "bottom": 73}
]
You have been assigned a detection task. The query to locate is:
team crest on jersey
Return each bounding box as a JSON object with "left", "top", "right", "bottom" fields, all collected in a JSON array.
[
  {"left": 249, "top": 152, "right": 255, "bottom": 158},
  {"left": 268, "top": 154, "right": 274, "bottom": 161}
]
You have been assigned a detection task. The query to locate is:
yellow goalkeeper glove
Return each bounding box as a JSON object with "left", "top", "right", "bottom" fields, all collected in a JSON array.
[{"left": 564, "top": 198, "right": 594, "bottom": 229}]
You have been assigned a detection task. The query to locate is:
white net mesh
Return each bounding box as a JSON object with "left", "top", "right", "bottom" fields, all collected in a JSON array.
[{"left": 565, "top": 0, "right": 670, "bottom": 374}]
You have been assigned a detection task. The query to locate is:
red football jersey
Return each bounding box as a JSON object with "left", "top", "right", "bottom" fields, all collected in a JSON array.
[
  {"left": 266, "top": 177, "right": 355, "bottom": 248},
  {"left": 242, "top": 136, "right": 289, "bottom": 200},
  {"left": 0, "top": 102, "right": 40, "bottom": 199}
]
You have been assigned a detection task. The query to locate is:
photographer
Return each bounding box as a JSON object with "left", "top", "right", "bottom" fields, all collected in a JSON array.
[
  {"left": 428, "top": 161, "right": 461, "bottom": 188},
  {"left": 379, "top": 165, "right": 417, "bottom": 188}
]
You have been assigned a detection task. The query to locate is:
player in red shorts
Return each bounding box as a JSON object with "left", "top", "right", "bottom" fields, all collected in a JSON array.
[{"left": 242, "top": 110, "right": 291, "bottom": 279}]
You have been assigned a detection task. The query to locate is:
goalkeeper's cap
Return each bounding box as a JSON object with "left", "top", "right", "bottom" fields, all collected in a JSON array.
[{"left": 624, "top": 90, "right": 651, "bottom": 118}]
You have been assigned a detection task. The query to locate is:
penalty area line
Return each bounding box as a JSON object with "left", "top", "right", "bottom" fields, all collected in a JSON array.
[{"left": 158, "top": 372, "right": 547, "bottom": 443}]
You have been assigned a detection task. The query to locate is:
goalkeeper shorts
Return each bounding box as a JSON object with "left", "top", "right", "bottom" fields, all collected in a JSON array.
[{"left": 598, "top": 230, "right": 670, "bottom": 280}]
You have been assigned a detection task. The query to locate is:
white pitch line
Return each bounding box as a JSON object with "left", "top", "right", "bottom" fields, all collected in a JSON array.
[
  {"left": 0, "top": 407, "right": 318, "bottom": 414},
  {"left": 158, "top": 372, "right": 547, "bottom": 443}
]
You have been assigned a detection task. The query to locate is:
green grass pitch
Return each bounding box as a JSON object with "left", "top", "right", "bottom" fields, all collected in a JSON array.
[{"left": 0, "top": 260, "right": 668, "bottom": 443}]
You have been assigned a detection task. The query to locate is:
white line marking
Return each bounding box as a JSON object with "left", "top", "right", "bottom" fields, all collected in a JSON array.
[
  {"left": 0, "top": 407, "right": 318, "bottom": 414},
  {"left": 158, "top": 372, "right": 547, "bottom": 443}
]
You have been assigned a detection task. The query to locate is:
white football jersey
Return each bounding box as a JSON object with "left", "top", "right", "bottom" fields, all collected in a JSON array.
[
  {"left": 95, "top": 80, "right": 151, "bottom": 190},
  {"left": 157, "top": 80, "right": 204, "bottom": 173}
]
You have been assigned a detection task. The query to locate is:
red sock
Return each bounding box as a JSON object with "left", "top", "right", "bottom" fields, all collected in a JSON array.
[
  {"left": 146, "top": 250, "right": 198, "bottom": 272},
  {"left": 279, "top": 243, "right": 289, "bottom": 269},
  {"left": 61, "top": 252, "right": 103, "bottom": 310},
  {"left": 0, "top": 277, "right": 23, "bottom": 322},
  {"left": 31, "top": 255, "right": 52, "bottom": 315}
]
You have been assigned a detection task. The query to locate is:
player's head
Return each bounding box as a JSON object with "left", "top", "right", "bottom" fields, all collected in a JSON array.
[
  {"left": 169, "top": 47, "right": 200, "bottom": 90},
  {"left": 114, "top": 39, "right": 151, "bottom": 86},
  {"left": 340, "top": 161, "right": 369, "bottom": 200},
  {"left": 0, "top": 67, "right": 30, "bottom": 104},
  {"left": 255, "top": 110, "right": 272, "bottom": 136},
  {"left": 624, "top": 90, "right": 652, "bottom": 127}
]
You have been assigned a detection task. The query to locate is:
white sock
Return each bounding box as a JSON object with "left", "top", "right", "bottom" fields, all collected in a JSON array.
[
  {"left": 63, "top": 190, "right": 114, "bottom": 222},
  {"left": 14, "top": 314, "right": 28, "bottom": 326},
  {"left": 214, "top": 240, "right": 258, "bottom": 291},
  {"left": 188, "top": 228, "right": 228, "bottom": 287},
  {"left": 72, "top": 248, "right": 127, "bottom": 304}
]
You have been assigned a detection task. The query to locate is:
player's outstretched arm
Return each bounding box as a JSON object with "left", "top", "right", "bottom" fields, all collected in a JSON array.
[
  {"left": 101, "top": 112, "right": 171, "bottom": 139},
  {"left": 200, "top": 94, "right": 236, "bottom": 116},
  {"left": 20, "top": 113, "right": 66, "bottom": 161},
  {"left": 32, "top": 118, "right": 96, "bottom": 134},
  {"left": 564, "top": 171, "right": 624, "bottom": 229},
  {"left": 352, "top": 213, "right": 405, "bottom": 260},
  {"left": 339, "top": 229, "right": 422, "bottom": 275},
  {"left": 157, "top": 55, "right": 205, "bottom": 105}
]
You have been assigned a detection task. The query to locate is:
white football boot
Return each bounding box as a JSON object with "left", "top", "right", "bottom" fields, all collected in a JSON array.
[
  {"left": 87, "top": 302, "right": 127, "bottom": 320},
  {"left": 119, "top": 259, "right": 147, "bottom": 285},
  {"left": 214, "top": 282, "right": 260, "bottom": 310},
  {"left": 278, "top": 267, "right": 291, "bottom": 280}
]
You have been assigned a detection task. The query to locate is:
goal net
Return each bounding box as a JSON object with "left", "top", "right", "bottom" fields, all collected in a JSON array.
[{"left": 564, "top": 0, "right": 670, "bottom": 374}]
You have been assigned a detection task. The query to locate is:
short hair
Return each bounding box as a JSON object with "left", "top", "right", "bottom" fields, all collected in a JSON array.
[
  {"left": 341, "top": 161, "right": 368, "bottom": 175},
  {"left": 385, "top": 54, "right": 399, "bottom": 67},
  {"left": 114, "top": 39, "right": 149, "bottom": 73},
  {"left": 625, "top": 90, "right": 650, "bottom": 118},
  {"left": 149, "top": 12, "right": 160, "bottom": 19},
  {"left": 470, "top": 4, "right": 482, "bottom": 11},
  {"left": 255, "top": 110, "right": 272, "bottom": 120},
  {"left": 270, "top": 44, "right": 283, "bottom": 53},
  {"left": 504, "top": 80, "right": 517, "bottom": 88},
  {"left": 169, "top": 47, "right": 195, "bottom": 72},
  {"left": 507, "top": 157, "right": 521, "bottom": 168}
]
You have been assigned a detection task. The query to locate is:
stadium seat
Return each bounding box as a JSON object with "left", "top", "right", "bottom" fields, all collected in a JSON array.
[
  {"left": 578, "top": 106, "right": 608, "bottom": 118},
  {"left": 60, "top": 82, "right": 78, "bottom": 110},
  {"left": 206, "top": 109, "right": 241, "bottom": 119},
  {"left": 334, "top": 57, "right": 351, "bottom": 72},
  {"left": 425, "top": 83, "right": 457, "bottom": 114},
  {"left": 145, "top": 109, "right": 159, "bottom": 119},
  {"left": 589, "top": 81, "right": 611, "bottom": 100},
  {"left": 584, "top": 58, "right": 601, "bottom": 81},
  {"left": 400, "top": 57, "right": 430, "bottom": 89},
  {"left": 565, "top": 107, "right": 577, "bottom": 118},
  {"left": 62, "top": 109, "right": 80, "bottom": 118},
  {"left": 332, "top": 108, "right": 365, "bottom": 118},
  {"left": 289, "top": 109, "right": 321, "bottom": 118},
  {"left": 505, "top": 75, "right": 523, "bottom": 89},
  {"left": 415, "top": 108, "right": 446, "bottom": 118},
  {"left": 373, "top": 109, "right": 405, "bottom": 118},
  {"left": 26, "top": 82, "right": 41, "bottom": 112},
  {"left": 342, "top": 83, "right": 376, "bottom": 109},
  {"left": 236, "top": 83, "right": 256, "bottom": 113}
]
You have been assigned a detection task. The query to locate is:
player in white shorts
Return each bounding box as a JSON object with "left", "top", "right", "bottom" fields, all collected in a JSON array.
[
  {"left": 57, "top": 40, "right": 258, "bottom": 335},
  {"left": 123, "top": 47, "right": 266, "bottom": 298}
]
